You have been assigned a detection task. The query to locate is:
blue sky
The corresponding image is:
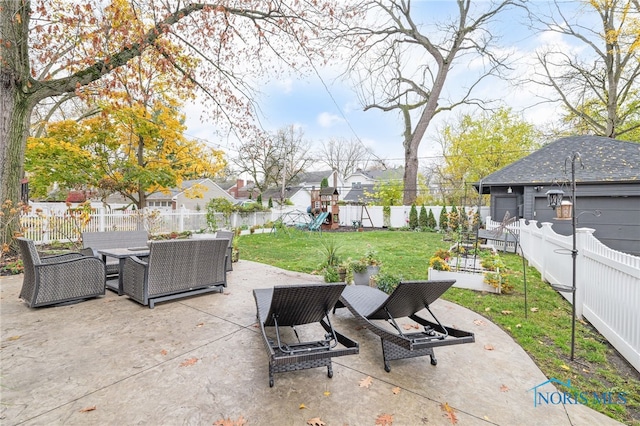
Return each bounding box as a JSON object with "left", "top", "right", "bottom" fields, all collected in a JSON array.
[{"left": 183, "top": 1, "right": 593, "bottom": 170}]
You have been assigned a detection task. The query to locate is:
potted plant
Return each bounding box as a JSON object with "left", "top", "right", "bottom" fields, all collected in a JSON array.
[{"left": 352, "top": 247, "right": 381, "bottom": 285}]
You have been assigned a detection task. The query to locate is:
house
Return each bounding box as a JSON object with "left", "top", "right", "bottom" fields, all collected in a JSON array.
[
  {"left": 475, "top": 135, "right": 640, "bottom": 255},
  {"left": 146, "top": 178, "right": 236, "bottom": 211},
  {"left": 342, "top": 166, "right": 405, "bottom": 204},
  {"left": 226, "top": 179, "right": 260, "bottom": 201},
  {"left": 260, "top": 185, "right": 311, "bottom": 210}
]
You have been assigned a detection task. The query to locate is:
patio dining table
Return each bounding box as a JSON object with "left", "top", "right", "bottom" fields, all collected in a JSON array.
[{"left": 98, "top": 247, "right": 150, "bottom": 295}]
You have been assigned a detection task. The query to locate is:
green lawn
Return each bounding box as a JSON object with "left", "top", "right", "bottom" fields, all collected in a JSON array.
[{"left": 238, "top": 228, "right": 639, "bottom": 425}]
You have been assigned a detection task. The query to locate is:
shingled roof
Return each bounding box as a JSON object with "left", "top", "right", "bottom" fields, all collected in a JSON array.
[{"left": 479, "top": 135, "right": 640, "bottom": 186}]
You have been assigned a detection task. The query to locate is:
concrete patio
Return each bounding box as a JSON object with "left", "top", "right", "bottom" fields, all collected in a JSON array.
[{"left": 0, "top": 260, "right": 622, "bottom": 425}]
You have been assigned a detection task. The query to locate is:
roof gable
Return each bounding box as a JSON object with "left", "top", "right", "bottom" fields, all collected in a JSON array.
[{"left": 480, "top": 136, "right": 640, "bottom": 185}]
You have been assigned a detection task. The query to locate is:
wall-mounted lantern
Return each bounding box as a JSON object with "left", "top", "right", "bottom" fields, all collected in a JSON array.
[{"left": 545, "top": 188, "right": 564, "bottom": 210}]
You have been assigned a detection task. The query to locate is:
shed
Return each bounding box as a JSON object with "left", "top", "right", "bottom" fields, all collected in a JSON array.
[{"left": 475, "top": 136, "right": 640, "bottom": 256}]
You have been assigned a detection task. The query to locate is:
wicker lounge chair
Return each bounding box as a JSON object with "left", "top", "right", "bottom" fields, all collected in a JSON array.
[
  {"left": 338, "top": 280, "right": 475, "bottom": 372},
  {"left": 17, "top": 238, "right": 106, "bottom": 308},
  {"left": 253, "top": 283, "right": 359, "bottom": 387}
]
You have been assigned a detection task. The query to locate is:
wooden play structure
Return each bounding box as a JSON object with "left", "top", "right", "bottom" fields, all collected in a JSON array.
[{"left": 310, "top": 186, "right": 340, "bottom": 230}]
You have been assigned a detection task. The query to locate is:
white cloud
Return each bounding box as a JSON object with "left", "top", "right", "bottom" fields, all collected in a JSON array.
[
  {"left": 275, "top": 78, "right": 294, "bottom": 94},
  {"left": 317, "top": 112, "right": 344, "bottom": 128}
]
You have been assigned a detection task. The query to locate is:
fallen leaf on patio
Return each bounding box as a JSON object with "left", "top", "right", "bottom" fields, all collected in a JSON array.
[
  {"left": 484, "top": 307, "right": 491, "bottom": 312},
  {"left": 530, "top": 307, "right": 539, "bottom": 312},
  {"left": 500, "top": 310, "right": 512, "bottom": 315},
  {"left": 473, "top": 319, "right": 486, "bottom": 326},
  {"left": 560, "top": 364, "right": 570, "bottom": 371},
  {"left": 392, "top": 387, "right": 401, "bottom": 395},
  {"left": 440, "top": 402, "right": 458, "bottom": 424},
  {"left": 299, "top": 403, "right": 306, "bottom": 409},
  {"left": 402, "top": 324, "right": 419, "bottom": 330},
  {"left": 7, "top": 335, "right": 20, "bottom": 341},
  {"left": 180, "top": 357, "right": 198, "bottom": 367},
  {"left": 500, "top": 384, "right": 509, "bottom": 392},
  {"left": 306, "top": 417, "right": 325, "bottom": 426},
  {"left": 196, "top": 322, "right": 204, "bottom": 327},
  {"left": 213, "top": 416, "right": 247, "bottom": 426},
  {"left": 79, "top": 405, "right": 96, "bottom": 412},
  {"left": 323, "top": 390, "right": 331, "bottom": 396},
  {"left": 375, "top": 413, "right": 394, "bottom": 425},
  {"left": 160, "top": 349, "right": 168, "bottom": 356},
  {"left": 484, "top": 344, "right": 494, "bottom": 351},
  {"left": 359, "top": 376, "right": 373, "bottom": 388}
]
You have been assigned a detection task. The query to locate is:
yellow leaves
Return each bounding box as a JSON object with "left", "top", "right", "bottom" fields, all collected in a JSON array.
[
  {"left": 14, "top": 13, "right": 22, "bottom": 24},
  {"left": 359, "top": 376, "right": 373, "bottom": 388},
  {"left": 323, "top": 390, "right": 331, "bottom": 397},
  {"left": 79, "top": 405, "right": 96, "bottom": 413},
  {"left": 484, "top": 344, "right": 495, "bottom": 351},
  {"left": 299, "top": 403, "right": 306, "bottom": 409},
  {"left": 560, "top": 364, "right": 571, "bottom": 371},
  {"left": 530, "top": 307, "right": 539, "bottom": 313},
  {"left": 500, "top": 310, "right": 512, "bottom": 315},
  {"left": 500, "top": 384, "right": 510, "bottom": 392},
  {"left": 441, "top": 402, "right": 458, "bottom": 424},
  {"left": 392, "top": 387, "right": 401, "bottom": 395},
  {"left": 473, "top": 319, "right": 486, "bottom": 326}
]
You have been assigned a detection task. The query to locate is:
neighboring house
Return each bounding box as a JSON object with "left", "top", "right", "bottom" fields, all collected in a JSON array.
[
  {"left": 260, "top": 185, "right": 311, "bottom": 211},
  {"left": 292, "top": 170, "right": 345, "bottom": 192},
  {"left": 475, "top": 135, "right": 640, "bottom": 255},
  {"left": 226, "top": 179, "right": 260, "bottom": 201},
  {"left": 342, "top": 166, "right": 405, "bottom": 204},
  {"left": 146, "top": 178, "right": 236, "bottom": 211}
]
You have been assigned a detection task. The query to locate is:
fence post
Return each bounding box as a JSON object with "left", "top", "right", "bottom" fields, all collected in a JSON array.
[
  {"left": 540, "top": 222, "right": 553, "bottom": 283},
  {"left": 42, "top": 208, "right": 50, "bottom": 244},
  {"left": 574, "top": 227, "right": 596, "bottom": 319},
  {"left": 99, "top": 207, "right": 105, "bottom": 232},
  {"left": 179, "top": 206, "right": 186, "bottom": 232}
]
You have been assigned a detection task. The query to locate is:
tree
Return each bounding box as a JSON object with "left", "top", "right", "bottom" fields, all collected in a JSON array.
[
  {"left": 528, "top": 0, "right": 640, "bottom": 138},
  {"left": 317, "top": 137, "right": 372, "bottom": 177},
  {"left": 367, "top": 180, "right": 404, "bottom": 206},
  {"left": 343, "top": 0, "right": 518, "bottom": 205},
  {"left": 437, "top": 108, "right": 539, "bottom": 204},
  {"left": 439, "top": 206, "right": 448, "bottom": 232},
  {"left": 409, "top": 204, "right": 418, "bottom": 229},
  {"left": 427, "top": 209, "right": 437, "bottom": 230},
  {"left": 1, "top": 0, "right": 352, "bottom": 246},
  {"left": 26, "top": 102, "right": 225, "bottom": 207},
  {"left": 418, "top": 205, "right": 428, "bottom": 229},
  {"left": 233, "top": 125, "right": 313, "bottom": 195}
]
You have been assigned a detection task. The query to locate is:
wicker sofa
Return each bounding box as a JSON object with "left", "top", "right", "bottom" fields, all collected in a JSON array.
[{"left": 121, "top": 238, "right": 228, "bottom": 308}]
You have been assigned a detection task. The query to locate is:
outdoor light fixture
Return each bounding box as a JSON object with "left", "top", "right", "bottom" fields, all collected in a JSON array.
[
  {"left": 546, "top": 188, "right": 564, "bottom": 210},
  {"left": 507, "top": 186, "right": 513, "bottom": 194}
]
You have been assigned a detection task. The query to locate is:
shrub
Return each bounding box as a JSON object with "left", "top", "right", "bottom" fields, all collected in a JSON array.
[
  {"left": 419, "top": 205, "right": 428, "bottom": 229},
  {"left": 429, "top": 256, "right": 450, "bottom": 271},
  {"left": 375, "top": 270, "right": 403, "bottom": 294},
  {"left": 323, "top": 266, "right": 340, "bottom": 283},
  {"left": 427, "top": 209, "right": 437, "bottom": 229},
  {"left": 439, "top": 207, "right": 448, "bottom": 231},
  {"left": 409, "top": 204, "right": 418, "bottom": 229}
]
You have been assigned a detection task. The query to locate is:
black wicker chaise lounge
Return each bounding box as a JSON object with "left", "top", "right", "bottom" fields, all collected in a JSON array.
[
  {"left": 338, "top": 280, "right": 475, "bottom": 372},
  {"left": 253, "top": 283, "right": 359, "bottom": 387}
]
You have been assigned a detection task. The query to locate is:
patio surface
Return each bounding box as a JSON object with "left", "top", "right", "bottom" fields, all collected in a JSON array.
[{"left": 0, "top": 260, "right": 622, "bottom": 425}]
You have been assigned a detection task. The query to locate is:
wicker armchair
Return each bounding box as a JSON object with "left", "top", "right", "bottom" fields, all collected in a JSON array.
[
  {"left": 214, "top": 230, "right": 235, "bottom": 272},
  {"left": 17, "top": 238, "right": 106, "bottom": 308}
]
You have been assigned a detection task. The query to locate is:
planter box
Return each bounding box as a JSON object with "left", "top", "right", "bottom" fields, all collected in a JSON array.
[
  {"left": 428, "top": 268, "right": 499, "bottom": 294},
  {"left": 353, "top": 265, "right": 379, "bottom": 286}
]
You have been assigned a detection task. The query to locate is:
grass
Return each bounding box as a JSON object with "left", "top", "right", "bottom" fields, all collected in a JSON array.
[{"left": 238, "top": 228, "right": 640, "bottom": 425}]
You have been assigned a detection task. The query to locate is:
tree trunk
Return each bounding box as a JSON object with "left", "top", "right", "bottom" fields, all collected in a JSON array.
[{"left": 0, "top": 72, "right": 33, "bottom": 250}]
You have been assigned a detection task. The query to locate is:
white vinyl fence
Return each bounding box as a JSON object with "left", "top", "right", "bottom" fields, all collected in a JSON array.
[{"left": 514, "top": 219, "right": 640, "bottom": 373}]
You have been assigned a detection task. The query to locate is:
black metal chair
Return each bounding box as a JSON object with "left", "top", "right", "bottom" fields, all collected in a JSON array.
[
  {"left": 253, "top": 283, "right": 359, "bottom": 387},
  {"left": 17, "top": 238, "right": 106, "bottom": 308},
  {"left": 338, "top": 280, "right": 475, "bottom": 372}
]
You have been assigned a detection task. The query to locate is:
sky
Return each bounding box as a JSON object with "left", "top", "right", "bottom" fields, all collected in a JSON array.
[{"left": 181, "top": 1, "right": 596, "bottom": 172}]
